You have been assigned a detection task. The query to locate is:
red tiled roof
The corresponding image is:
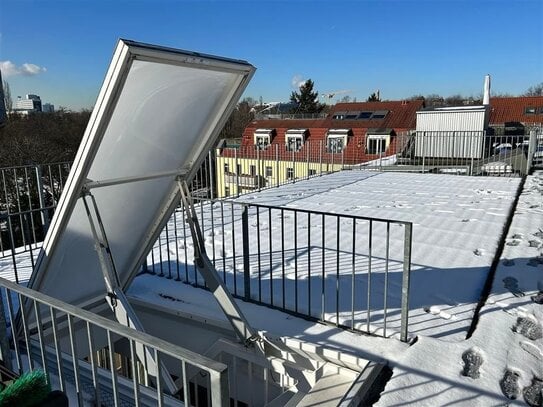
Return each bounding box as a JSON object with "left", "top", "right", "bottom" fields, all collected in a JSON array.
[
  {"left": 228, "top": 100, "right": 422, "bottom": 164},
  {"left": 329, "top": 100, "right": 424, "bottom": 129},
  {"left": 489, "top": 96, "right": 543, "bottom": 125}
]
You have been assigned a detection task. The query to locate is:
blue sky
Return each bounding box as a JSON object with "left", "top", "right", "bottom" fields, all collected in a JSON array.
[{"left": 1, "top": 0, "right": 542, "bottom": 111}]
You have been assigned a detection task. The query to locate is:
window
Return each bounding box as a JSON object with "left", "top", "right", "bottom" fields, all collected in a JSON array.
[
  {"left": 255, "top": 136, "right": 270, "bottom": 150},
  {"left": 539, "top": 106, "right": 543, "bottom": 114},
  {"left": 286, "top": 167, "right": 294, "bottom": 179},
  {"left": 285, "top": 129, "right": 307, "bottom": 152},
  {"left": 332, "top": 111, "right": 346, "bottom": 120},
  {"left": 525, "top": 107, "right": 536, "bottom": 114},
  {"left": 236, "top": 164, "right": 241, "bottom": 174},
  {"left": 326, "top": 129, "right": 350, "bottom": 153},
  {"left": 344, "top": 111, "right": 361, "bottom": 120},
  {"left": 286, "top": 137, "right": 303, "bottom": 152},
  {"left": 224, "top": 186, "right": 230, "bottom": 197},
  {"left": 358, "top": 111, "right": 373, "bottom": 119},
  {"left": 328, "top": 137, "right": 345, "bottom": 153},
  {"left": 366, "top": 136, "right": 388, "bottom": 154},
  {"left": 253, "top": 129, "right": 274, "bottom": 150},
  {"left": 224, "top": 163, "right": 229, "bottom": 173},
  {"left": 309, "top": 169, "right": 317, "bottom": 176},
  {"left": 250, "top": 165, "right": 256, "bottom": 176},
  {"left": 265, "top": 166, "right": 273, "bottom": 177},
  {"left": 371, "top": 110, "right": 389, "bottom": 119}
]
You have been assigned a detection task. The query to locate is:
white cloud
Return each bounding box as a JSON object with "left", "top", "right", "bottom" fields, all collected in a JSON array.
[
  {"left": 291, "top": 75, "right": 306, "bottom": 90},
  {"left": 0, "top": 60, "right": 47, "bottom": 77}
]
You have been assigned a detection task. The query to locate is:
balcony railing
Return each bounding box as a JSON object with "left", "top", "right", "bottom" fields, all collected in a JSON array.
[
  {"left": 0, "top": 276, "right": 229, "bottom": 406},
  {"left": 145, "top": 198, "right": 414, "bottom": 342},
  {"left": 224, "top": 173, "right": 259, "bottom": 188}
]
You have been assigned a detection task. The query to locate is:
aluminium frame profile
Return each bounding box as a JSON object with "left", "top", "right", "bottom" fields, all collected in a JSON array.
[{"left": 81, "top": 189, "right": 178, "bottom": 395}]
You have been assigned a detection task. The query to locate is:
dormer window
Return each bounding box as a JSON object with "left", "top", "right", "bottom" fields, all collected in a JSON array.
[
  {"left": 326, "top": 129, "right": 351, "bottom": 153},
  {"left": 366, "top": 129, "right": 392, "bottom": 154},
  {"left": 285, "top": 129, "right": 307, "bottom": 152},
  {"left": 525, "top": 107, "right": 536, "bottom": 115},
  {"left": 254, "top": 128, "right": 274, "bottom": 150},
  {"left": 332, "top": 111, "right": 346, "bottom": 120}
]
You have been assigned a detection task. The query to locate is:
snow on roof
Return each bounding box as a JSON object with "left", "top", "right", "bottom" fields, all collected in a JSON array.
[{"left": 2, "top": 169, "right": 541, "bottom": 405}]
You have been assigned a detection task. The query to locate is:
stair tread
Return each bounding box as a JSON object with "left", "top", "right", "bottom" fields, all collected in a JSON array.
[{"left": 297, "top": 372, "right": 354, "bottom": 407}]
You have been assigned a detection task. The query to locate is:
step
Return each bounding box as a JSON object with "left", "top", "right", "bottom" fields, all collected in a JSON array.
[
  {"left": 265, "top": 389, "right": 302, "bottom": 407},
  {"left": 296, "top": 371, "right": 354, "bottom": 407}
]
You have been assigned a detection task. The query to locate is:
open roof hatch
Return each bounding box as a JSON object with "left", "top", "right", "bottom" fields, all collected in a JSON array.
[{"left": 25, "top": 39, "right": 261, "bottom": 394}]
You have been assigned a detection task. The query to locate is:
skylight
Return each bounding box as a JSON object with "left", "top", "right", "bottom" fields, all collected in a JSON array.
[{"left": 371, "top": 110, "right": 389, "bottom": 119}]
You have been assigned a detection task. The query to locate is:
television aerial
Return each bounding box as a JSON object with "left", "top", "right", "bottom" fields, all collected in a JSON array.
[{"left": 321, "top": 89, "right": 352, "bottom": 100}]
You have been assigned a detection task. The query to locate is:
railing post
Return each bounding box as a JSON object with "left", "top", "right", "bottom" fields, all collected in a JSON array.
[
  {"left": 292, "top": 146, "right": 295, "bottom": 184},
  {"left": 242, "top": 205, "right": 251, "bottom": 301},
  {"left": 209, "top": 368, "right": 230, "bottom": 407},
  {"left": 35, "top": 165, "right": 50, "bottom": 234},
  {"left": 526, "top": 128, "right": 538, "bottom": 174},
  {"left": 275, "top": 144, "right": 279, "bottom": 188},
  {"left": 421, "top": 132, "right": 426, "bottom": 173},
  {"left": 306, "top": 141, "right": 310, "bottom": 178},
  {"left": 0, "top": 288, "right": 12, "bottom": 371},
  {"left": 257, "top": 145, "right": 261, "bottom": 191},
  {"left": 319, "top": 140, "right": 323, "bottom": 175},
  {"left": 235, "top": 148, "right": 239, "bottom": 197},
  {"left": 401, "top": 222, "right": 413, "bottom": 342},
  {"left": 209, "top": 150, "right": 215, "bottom": 200}
]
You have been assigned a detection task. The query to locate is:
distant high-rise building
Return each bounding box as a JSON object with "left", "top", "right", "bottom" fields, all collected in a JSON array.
[
  {"left": 42, "top": 103, "right": 55, "bottom": 113},
  {"left": 0, "top": 69, "right": 6, "bottom": 126},
  {"left": 14, "top": 94, "right": 42, "bottom": 114}
]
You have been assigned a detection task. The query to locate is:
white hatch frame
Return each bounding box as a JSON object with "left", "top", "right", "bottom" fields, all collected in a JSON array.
[{"left": 23, "top": 39, "right": 257, "bottom": 393}]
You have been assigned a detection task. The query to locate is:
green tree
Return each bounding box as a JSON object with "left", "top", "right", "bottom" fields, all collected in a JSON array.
[
  {"left": 218, "top": 99, "right": 255, "bottom": 139},
  {"left": 289, "top": 79, "right": 324, "bottom": 113},
  {"left": 2, "top": 79, "right": 11, "bottom": 111},
  {"left": 366, "top": 92, "right": 379, "bottom": 102}
]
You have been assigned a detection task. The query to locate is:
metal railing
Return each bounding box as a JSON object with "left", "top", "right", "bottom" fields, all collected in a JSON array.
[
  {"left": 254, "top": 112, "right": 329, "bottom": 120},
  {"left": 0, "top": 154, "right": 216, "bottom": 283},
  {"left": 0, "top": 162, "right": 72, "bottom": 282},
  {"left": 145, "top": 198, "right": 413, "bottom": 341},
  {"left": 216, "top": 133, "right": 411, "bottom": 198},
  {"left": 216, "top": 128, "right": 542, "bottom": 198},
  {"left": 0, "top": 276, "right": 229, "bottom": 406},
  {"left": 403, "top": 129, "right": 540, "bottom": 176}
]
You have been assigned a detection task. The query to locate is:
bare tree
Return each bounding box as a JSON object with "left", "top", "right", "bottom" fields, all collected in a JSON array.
[{"left": 524, "top": 82, "right": 543, "bottom": 96}]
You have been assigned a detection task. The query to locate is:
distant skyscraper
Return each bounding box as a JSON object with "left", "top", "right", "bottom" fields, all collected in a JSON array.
[
  {"left": 42, "top": 103, "right": 55, "bottom": 113},
  {"left": 14, "top": 94, "right": 42, "bottom": 114},
  {"left": 0, "top": 69, "right": 6, "bottom": 126}
]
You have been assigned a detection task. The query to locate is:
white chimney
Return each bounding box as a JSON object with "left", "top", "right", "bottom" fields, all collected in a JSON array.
[{"left": 483, "top": 74, "right": 491, "bottom": 105}]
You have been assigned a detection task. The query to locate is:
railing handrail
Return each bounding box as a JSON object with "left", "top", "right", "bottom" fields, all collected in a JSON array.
[
  {"left": 0, "top": 276, "right": 227, "bottom": 375},
  {"left": 0, "top": 161, "right": 72, "bottom": 171},
  {"left": 215, "top": 197, "right": 413, "bottom": 227}
]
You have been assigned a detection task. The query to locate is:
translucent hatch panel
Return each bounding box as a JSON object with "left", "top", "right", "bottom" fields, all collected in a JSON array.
[{"left": 28, "top": 39, "right": 255, "bottom": 307}]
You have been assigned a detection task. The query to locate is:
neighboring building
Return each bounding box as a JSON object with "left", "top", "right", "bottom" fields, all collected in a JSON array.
[
  {"left": 0, "top": 69, "right": 6, "bottom": 126},
  {"left": 14, "top": 94, "right": 42, "bottom": 114},
  {"left": 42, "top": 103, "right": 55, "bottom": 113},
  {"left": 216, "top": 99, "right": 423, "bottom": 197},
  {"left": 415, "top": 105, "right": 489, "bottom": 159},
  {"left": 488, "top": 96, "right": 543, "bottom": 134}
]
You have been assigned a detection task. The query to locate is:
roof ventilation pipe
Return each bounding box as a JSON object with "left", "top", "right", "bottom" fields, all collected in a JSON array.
[{"left": 483, "top": 74, "right": 491, "bottom": 105}]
